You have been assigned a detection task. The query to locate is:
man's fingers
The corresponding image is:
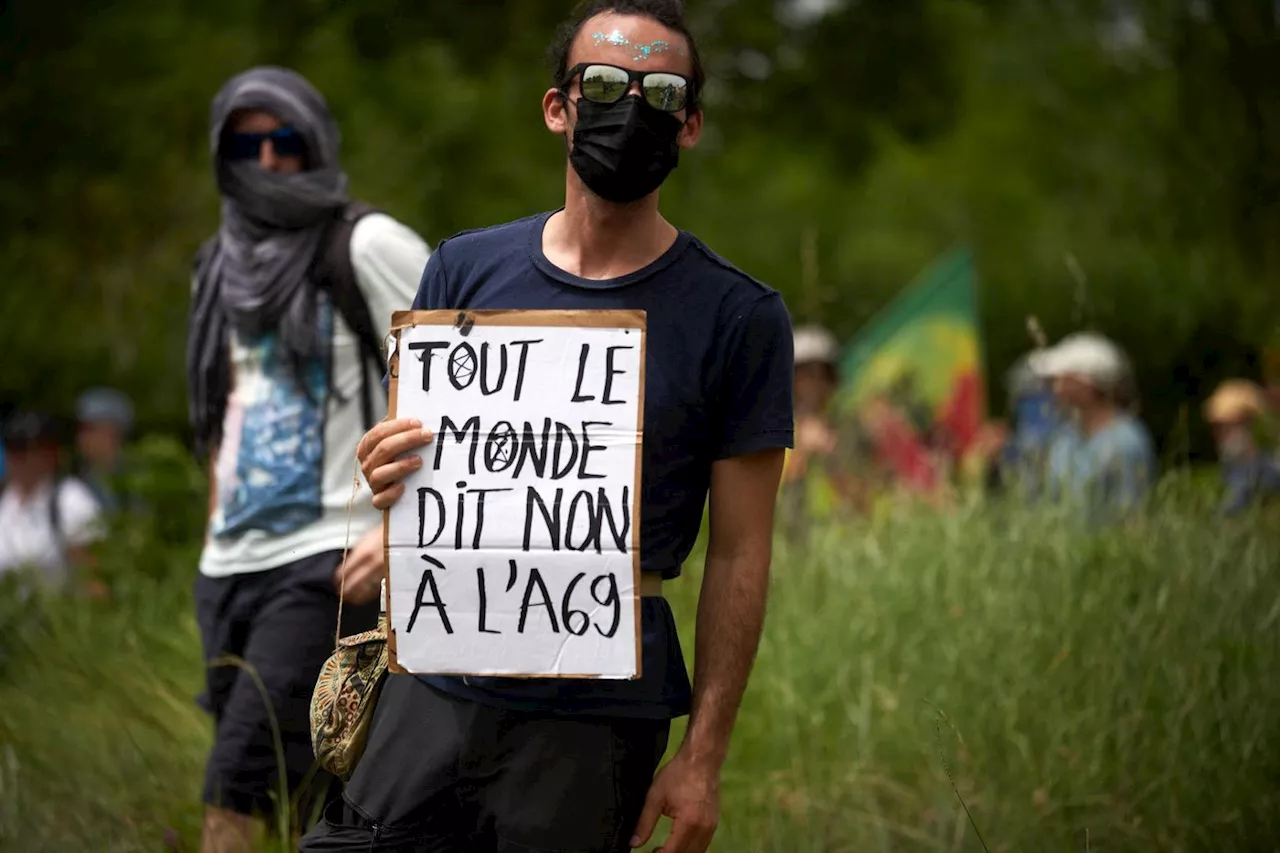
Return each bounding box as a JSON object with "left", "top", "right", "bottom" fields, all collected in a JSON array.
[
  {"left": 654, "top": 819, "right": 691, "bottom": 853},
  {"left": 656, "top": 819, "right": 715, "bottom": 853},
  {"left": 357, "top": 418, "right": 422, "bottom": 462},
  {"left": 371, "top": 483, "right": 406, "bottom": 512},
  {"left": 630, "top": 789, "right": 665, "bottom": 849},
  {"left": 362, "top": 428, "right": 435, "bottom": 482},
  {"left": 367, "top": 457, "right": 424, "bottom": 494}
]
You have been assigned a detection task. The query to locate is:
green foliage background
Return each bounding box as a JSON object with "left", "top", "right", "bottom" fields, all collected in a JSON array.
[{"left": 2, "top": 0, "right": 1279, "bottom": 455}]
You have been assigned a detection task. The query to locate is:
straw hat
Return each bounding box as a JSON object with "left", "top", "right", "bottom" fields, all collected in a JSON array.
[{"left": 1203, "top": 379, "right": 1266, "bottom": 424}]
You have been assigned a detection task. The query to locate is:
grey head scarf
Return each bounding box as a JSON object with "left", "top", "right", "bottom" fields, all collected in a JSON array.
[{"left": 186, "top": 66, "right": 350, "bottom": 456}]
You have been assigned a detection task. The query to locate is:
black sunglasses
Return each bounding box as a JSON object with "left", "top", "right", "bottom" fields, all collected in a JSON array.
[
  {"left": 224, "top": 126, "right": 307, "bottom": 161},
  {"left": 561, "top": 63, "right": 692, "bottom": 113}
]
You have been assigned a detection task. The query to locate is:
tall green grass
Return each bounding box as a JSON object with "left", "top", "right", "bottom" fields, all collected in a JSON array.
[{"left": 1, "top": 445, "right": 1277, "bottom": 852}]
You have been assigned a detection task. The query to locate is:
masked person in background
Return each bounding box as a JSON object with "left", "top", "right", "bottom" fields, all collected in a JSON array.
[
  {"left": 302, "top": 3, "right": 793, "bottom": 851},
  {"left": 1203, "top": 379, "right": 1280, "bottom": 516},
  {"left": 1030, "top": 332, "right": 1156, "bottom": 522},
  {"left": 0, "top": 412, "right": 104, "bottom": 591},
  {"left": 185, "top": 67, "right": 429, "bottom": 851}
]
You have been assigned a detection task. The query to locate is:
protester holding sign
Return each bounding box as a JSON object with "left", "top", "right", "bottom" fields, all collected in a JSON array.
[
  {"left": 300, "top": 2, "right": 794, "bottom": 851},
  {"left": 184, "top": 67, "right": 429, "bottom": 851}
]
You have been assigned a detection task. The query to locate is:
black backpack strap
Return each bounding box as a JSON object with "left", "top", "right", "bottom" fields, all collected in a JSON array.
[{"left": 313, "top": 201, "right": 385, "bottom": 431}]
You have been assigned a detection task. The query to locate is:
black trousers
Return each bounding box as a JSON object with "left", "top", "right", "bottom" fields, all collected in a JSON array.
[
  {"left": 195, "top": 550, "right": 378, "bottom": 824},
  {"left": 298, "top": 675, "right": 670, "bottom": 853}
]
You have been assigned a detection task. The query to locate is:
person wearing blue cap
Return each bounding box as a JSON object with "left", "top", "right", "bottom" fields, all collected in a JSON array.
[{"left": 75, "top": 387, "right": 136, "bottom": 513}]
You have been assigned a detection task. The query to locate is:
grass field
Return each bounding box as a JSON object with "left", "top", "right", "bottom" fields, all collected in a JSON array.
[{"left": 1, "top": 444, "right": 1278, "bottom": 852}]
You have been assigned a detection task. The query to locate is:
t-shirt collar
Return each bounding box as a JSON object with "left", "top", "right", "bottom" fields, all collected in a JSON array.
[{"left": 527, "top": 209, "right": 691, "bottom": 290}]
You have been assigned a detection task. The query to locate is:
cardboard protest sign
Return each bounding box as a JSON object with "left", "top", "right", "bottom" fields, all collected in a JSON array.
[{"left": 384, "top": 310, "right": 645, "bottom": 679}]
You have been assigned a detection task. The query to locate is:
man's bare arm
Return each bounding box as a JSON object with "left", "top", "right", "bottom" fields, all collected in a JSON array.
[
  {"left": 631, "top": 447, "right": 784, "bottom": 852},
  {"left": 683, "top": 447, "right": 785, "bottom": 768}
]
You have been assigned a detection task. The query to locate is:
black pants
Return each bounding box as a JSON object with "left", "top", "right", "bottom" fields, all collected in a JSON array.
[
  {"left": 195, "top": 550, "right": 378, "bottom": 824},
  {"left": 298, "top": 675, "right": 670, "bottom": 852}
]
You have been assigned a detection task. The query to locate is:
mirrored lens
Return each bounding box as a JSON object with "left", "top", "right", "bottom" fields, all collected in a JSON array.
[
  {"left": 642, "top": 72, "right": 688, "bottom": 112},
  {"left": 580, "top": 64, "right": 631, "bottom": 103}
]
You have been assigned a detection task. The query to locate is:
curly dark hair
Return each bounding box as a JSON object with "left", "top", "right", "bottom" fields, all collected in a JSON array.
[{"left": 548, "top": 0, "right": 705, "bottom": 112}]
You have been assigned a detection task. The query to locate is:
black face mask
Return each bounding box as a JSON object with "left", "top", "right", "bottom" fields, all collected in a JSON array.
[{"left": 568, "top": 95, "right": 683, "bottom": 204}]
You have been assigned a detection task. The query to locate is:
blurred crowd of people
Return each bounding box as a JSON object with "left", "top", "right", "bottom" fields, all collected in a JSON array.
[
  {"left": 0, "top": 388, "right": 137, "bottom": 593},
  {"left": 781, "top": 325, "right": 1280, "bottom": 526}
]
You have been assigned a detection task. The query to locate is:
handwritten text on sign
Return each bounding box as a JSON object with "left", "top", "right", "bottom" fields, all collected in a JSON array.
[{"left": 387, "top": 312, "right": 644, "bottom": 678}]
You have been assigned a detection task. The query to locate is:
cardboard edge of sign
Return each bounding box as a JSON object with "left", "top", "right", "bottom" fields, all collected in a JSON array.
[{"left": 382, "top": 308, "right": 647, "bottom": 681}]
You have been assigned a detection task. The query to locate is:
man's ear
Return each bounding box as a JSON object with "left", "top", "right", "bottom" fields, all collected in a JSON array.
[
  {"left": 677, "top": 109, "right": 703, "bottom": 150},
  {"left": 544, "top": 88, "right": 570, "bottom": 134}
]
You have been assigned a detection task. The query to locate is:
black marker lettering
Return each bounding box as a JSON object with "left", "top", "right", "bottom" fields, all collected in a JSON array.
[
  {"left": 591, "top": 573, "right": 621, "bottom": 638},
  {"left": 513, "top": 418, "right": 550, "bottom": 478},
  {"left": 522, "top": 486, "right": 562, "bottom": 551},
  {"left": 479, "top": 342, "right": 508, "bottom": 396},
  {"left": 577, "top": 421, "right": 610, "bottom": 480},
  {"left": 602, "top": 346, "right": 633, "bottom": 405},
  {"left": 447, "top": 342, "right": 478, "bottom": 390},
  {"left": 564, "top": 489, "right": 600, "bottom": 553},
  {"left": 551, "top": 421, "right": 579, "bottom": 480},
  {"left": 435, "top": 415, "right": 481, "bottom": 474},
  {"left": 407, "top": 341, "right": 449, "bottom": 391},
  {"left": 407, "top": 555, "right": 453, "bottom": 634},
  {"left": 468, "top": 487, "right": 512, "bottom": 550},
  {"left": 453, "top": 482, "right": 467, "bottom": 550},
  {"left": 572, "top": 343, "right": 595, "bottom": 402},
  {"left": 596, "top": 486, "right": 630, "bottom": 553},
  {"left": 518, "top": 567, "right": 559, "bottom": 634},
  {"left": 510, "top": 339, "right": 543, "bottom": 401},
  {"left": 417, "top": 487, "right": 447, "bottom": 547},
  {"left": 560, "top": 572, "right": 590, "bottom": 636},
  {"left": 483, "top": 421, "right": 518, "bottom": 474},
  {"left": 476, "top": 567, "right": 500, "bottom": 634}
]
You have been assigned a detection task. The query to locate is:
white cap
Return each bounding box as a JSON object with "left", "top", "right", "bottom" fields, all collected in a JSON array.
[
  {"left": 793, "top": 325, "right": 840, "bottom": 367},
  {"left": 1027, "top": 332, "right": 1133, "bottom": 392}
]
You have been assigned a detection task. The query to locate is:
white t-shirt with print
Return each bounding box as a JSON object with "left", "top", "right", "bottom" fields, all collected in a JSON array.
[
  {"left": 198, "top": 213, "right": 428, "bottom": 577},
  {"left": 0, "top": 477, "right": 105, "bottom": 585}
]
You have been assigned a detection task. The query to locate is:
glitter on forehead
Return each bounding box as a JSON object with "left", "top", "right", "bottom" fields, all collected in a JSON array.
[
  {"left": 634, "top": 40, "right": 670, "bottom": 60},
  {"left": 591, "top": 30, "right": 677, "bottom": 61},
  {"left": 592, "top": 29, "right": 630, "bottom": 47}
]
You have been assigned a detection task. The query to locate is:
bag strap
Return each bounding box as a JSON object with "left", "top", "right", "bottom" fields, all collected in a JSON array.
[{"left": 313, "top": 201, "right": 385, "bottom": 432}]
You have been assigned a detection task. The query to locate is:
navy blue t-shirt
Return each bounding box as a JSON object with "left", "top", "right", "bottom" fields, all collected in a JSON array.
[{"left": 409, "top": 211, "right": 794, "bottom": 719}]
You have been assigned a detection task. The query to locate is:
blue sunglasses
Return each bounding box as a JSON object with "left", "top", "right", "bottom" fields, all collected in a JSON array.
[{"left": 224, "top": 127, "right": 307, "bottom": 160}]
